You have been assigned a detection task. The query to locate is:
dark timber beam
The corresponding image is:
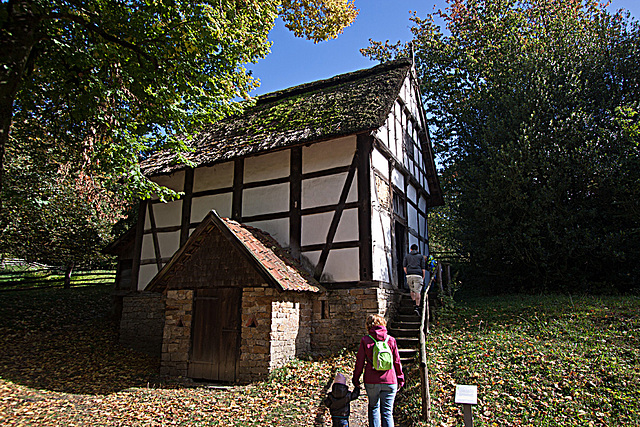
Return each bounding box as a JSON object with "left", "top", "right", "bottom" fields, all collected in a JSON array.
[
  {"left": 314, "top": 150, "right": 359, "bottom": 281},
  {"left": 357, "top": 133, "right": 373, "bottom": 281},
  {"left": 232, "top": 159, "right": 244, "bottom": 221},
  {"left": 180, "top": 167, "right": 194, "bottom": 246},
  {"left": 290, "top": 147, "right": 302, "bottom": 260},
  {"left": 147, "top": 203, "right": 163, "bottom": 271},
  {"left": 130, "top": 199, "right": 148, "bottom": 291}
]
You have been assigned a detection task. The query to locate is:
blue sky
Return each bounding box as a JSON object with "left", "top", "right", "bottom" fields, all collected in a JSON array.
[{"left": 249, "top": 0, "right": 639, "bottom": 96}]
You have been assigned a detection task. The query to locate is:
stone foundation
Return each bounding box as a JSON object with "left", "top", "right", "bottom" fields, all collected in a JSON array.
[
  {"left": 311, "top": 286, "right": 401, "bottom": 353},
  {"left": 123, "top": 284, "right": 401, "bottom": 383},
  {"left": 160, "top": 289, "right": 194, "bottom": 377},
  {"left": 238, "top": 287, "right": 313, "bottom": 382},
  {"left": 119, "top": 292, "right": 165, "bottom": 356}
]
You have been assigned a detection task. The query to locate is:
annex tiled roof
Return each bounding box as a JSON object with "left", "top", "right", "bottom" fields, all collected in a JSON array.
[
  {"left": 221, "top": 217, "right": 322, "bottom": 293},
  {"left": 140, "top": 59, "right": 412, "bottom": 176},
  {"left": 145, "top": 210, "right": 322, "bottom": 293}
]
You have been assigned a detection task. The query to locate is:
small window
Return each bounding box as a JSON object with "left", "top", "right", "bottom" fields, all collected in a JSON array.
[{"left": 393, "top": 193, "right": 406, "bottom": 218}]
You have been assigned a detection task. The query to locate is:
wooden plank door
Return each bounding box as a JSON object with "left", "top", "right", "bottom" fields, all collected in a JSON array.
[{"left": 188, "top": 288, "right": 241, "bottom": 382}]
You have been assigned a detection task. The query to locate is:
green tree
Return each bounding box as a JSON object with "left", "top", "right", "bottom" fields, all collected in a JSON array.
[
  {"left": 1, "top": 0, "right": 357, "bottom": 269},
  {"left": 364, "top": 0, "right": 639, "bottom": 292},
  {"left": 0, "top": 0, "right": 358, "bottom": 202}
]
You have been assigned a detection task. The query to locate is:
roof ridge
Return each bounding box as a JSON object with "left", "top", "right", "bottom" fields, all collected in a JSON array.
[{"left": 254, "top": 58, "right": 412, "bottom": 107}]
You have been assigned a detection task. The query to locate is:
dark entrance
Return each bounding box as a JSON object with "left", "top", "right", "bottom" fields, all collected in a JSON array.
[
  {"left": 188, "top": 287, "right": 241, "bottom": 382},
  {"left": 394, "top": 221, "right": 406, "bottom": 290}
]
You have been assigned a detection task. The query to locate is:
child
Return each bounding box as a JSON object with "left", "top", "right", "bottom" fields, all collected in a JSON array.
[{"left": 323, "top": 372, "right": 360, "bottom": 427}]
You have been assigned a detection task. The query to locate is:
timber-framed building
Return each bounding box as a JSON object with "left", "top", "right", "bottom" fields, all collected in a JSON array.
[{"left": 108, "top": 58, "right": 443, "bottom": 382}]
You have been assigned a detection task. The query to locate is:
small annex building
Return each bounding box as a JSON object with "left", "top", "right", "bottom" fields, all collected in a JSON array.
[{"left": 108, "top": 58, "right": 444, "bottom": 383}]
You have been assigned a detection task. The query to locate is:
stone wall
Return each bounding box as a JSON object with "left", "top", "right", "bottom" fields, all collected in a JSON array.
[
  {"left": 160, "top": 289, "right": 194, "bottom": 377},
  {"left": 237, "top": 287, "right": 313, "bottom": 382},
  {"left": 311, "top": 285, "right": 401, "bottom": 354},
  {"left": 119, "top": 292, "right": 165, "bottom": 356},
  {"left": 270, "top": 294, "right": 312, "bottom": 371},
  {"left": 238, "top": 286, "right": 273, "bottom": 382}
]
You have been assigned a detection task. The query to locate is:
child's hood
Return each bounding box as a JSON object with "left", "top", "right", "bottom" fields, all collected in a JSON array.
[
  {"left": 368, "top": 325, "right": 388, "bottom": 341},
  {"left": 331, "top": 383, "right": 349, "bottom": 399}
]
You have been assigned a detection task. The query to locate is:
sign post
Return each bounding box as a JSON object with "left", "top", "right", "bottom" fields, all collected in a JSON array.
[{"left": 454, "top": 385, "right": 478, "bottom": 427}]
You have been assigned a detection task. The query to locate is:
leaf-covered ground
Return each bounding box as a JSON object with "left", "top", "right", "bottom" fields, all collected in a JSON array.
[
  {"left": 1, "top": 285, "right": 638, "bottom": 426},
  {"left": 0, "top": 285, "right": 355, "bottom": 426},
  {"left": 396, "top": 294, "right": 640, "bottom": 426}
]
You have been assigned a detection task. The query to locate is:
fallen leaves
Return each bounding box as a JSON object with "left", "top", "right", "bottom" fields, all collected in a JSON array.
[
  {"left": 0, "top": 285, "right": 355, "bottom": 426},
  {"left": 395, "top": 294, "right": 640, "bottom": 426}
]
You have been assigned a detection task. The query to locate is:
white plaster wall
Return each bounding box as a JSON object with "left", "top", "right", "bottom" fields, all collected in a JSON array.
[
  {"left": 190, "top": 193, "right": 233, "bottom": 222},
  {"left": 302, "top": 248, "right": 359, "bottom": 282},
  {"left": 193, "top": 162, "right": 234, "bottom": 192},
  {"left": 242, "top": 183, "right": 289, "bottom": 217},
  {"left": 408, "top": 204, "right": 418, "bottom": 232},
  {"left": 374, "top": 123, "right": 389, "bottom": 150},
  {"left": 158, "top": 231, "right": 181, "bottom": 258},
  {"left": 302, "top": 136, "right": 355, "bottom": 174},
  {"left": 245, "top": 218, "right": 290, "bottom": 248},
  {"left": 371, "top": 209, "right": 392, "bottom": 284},
  {"left": 151, "top": 171, "right": 185, "bottom": 194},
  {"left": 408, "top": 234, "right": 419, "bottom": 251},
  {"left": 300, "top": 208, "right": 358, "bottom": 246},
  {"left": 391, "top": 168, "right": 404, "bottom": 191},
  {"left": 244, "top": 150, "right": 290, "bottom": 183},
  {"left": 140, "top": 231, "right": 181, "bottom": 260},
  {"left": 407, "top": 184, "right": 417, "bottom": 205},
  {"left": 147, "top": 201, "right": 183, "bottom": 229},
  {"left": 325, "top": 248, "right": 360, "bottom": 282},
  {"left": 371, "top": 148, "right": 389, "bottom": 179},
  {"left": 385, "top": 114, "right": 398, "bottom": 160},
  {"left": 138, "top": 264, "right": 158, "bottom": 291},
  {"left": 301, "top": 173, "right": 357, "bottom": 209},
  {"left": 419, "top": 214, "right": 427, "bottom": 240},
  {"left": 419, "top": 196, "right": 427, "bottom": 213},
  {"left": 394, "top": 103, "right": 402, "bottom": 161},
  {"left": 141, "top": 234, "right": 155, "bottom": 260}
]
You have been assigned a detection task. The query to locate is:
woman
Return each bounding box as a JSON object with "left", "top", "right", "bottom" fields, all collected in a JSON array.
[{"left": 352, "top": 313, "right": 404, "bottom": 427}]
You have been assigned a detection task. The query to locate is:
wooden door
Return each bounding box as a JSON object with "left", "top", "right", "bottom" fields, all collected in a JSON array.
[{"left": 188, "top": 288, "right": 241, "bottom": 382}]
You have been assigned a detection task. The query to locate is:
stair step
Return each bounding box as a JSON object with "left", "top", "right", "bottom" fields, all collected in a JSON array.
[{"left": 388, "top": 328, "right": 419, "bottom": 337}]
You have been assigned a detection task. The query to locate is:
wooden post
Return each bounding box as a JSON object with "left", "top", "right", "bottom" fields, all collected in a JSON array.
[
  {"left": 419, "top": 276, "right": 436, "bottom": 421},
  {"left": 455, "top": 385, "right": 478, "bottom": 427}
]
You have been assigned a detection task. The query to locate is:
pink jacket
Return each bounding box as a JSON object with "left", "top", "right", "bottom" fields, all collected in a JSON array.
[{"left": 352, "top": 325, "right": 405, "bottom": 389}]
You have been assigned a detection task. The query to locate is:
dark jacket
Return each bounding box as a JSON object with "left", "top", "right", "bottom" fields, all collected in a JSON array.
[
  {"left": 323, "top": 383, "right": 360, "bottom": 418},
  {"left": 403, "top": 249, "right": 425, "bottom": 276}
]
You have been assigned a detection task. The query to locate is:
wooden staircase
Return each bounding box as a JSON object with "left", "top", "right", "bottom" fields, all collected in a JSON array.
[{"left": 388, "top": 292, "right": 422, "bottom": 365}]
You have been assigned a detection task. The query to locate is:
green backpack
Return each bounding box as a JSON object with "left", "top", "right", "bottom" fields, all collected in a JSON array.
[{"left": 368, "top": 335, "right": 393, "bottom": 371}]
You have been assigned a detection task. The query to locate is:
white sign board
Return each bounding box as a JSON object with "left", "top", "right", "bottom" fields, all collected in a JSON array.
[{"left": 455, "top": 385, "right": 478, "bottom": 405}]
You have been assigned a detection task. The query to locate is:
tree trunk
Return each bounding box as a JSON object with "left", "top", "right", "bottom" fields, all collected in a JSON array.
[
  {"left": 0, "top": 0, "right": 41, "bottom": 214},
  {"left": 63, "top": 263, "right": 74, "bottom": 289}
]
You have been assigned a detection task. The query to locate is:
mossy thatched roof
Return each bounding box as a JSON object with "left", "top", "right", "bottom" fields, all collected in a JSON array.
[{"left": 141, "top": 59, "right": 412, "bottom": 176}]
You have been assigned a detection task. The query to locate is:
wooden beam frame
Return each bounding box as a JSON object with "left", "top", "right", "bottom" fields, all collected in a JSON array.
[
  {"left": 180, "top": 168, "right": 194, "bottom": 246},
  {"left": 130, "top": 199, "right": 148, "bottom": 291},
  {"left": 290, "top": 147, "right": 302, "bottom": 260},
  {"left": 313, "top": 151, "right": 359, "bottom": 280},
  {"left": 232, "top": 159, "right": 244, "bottom": 221},
  {"left": 357, "top": 133, "right": 373, "bottom": 281}
]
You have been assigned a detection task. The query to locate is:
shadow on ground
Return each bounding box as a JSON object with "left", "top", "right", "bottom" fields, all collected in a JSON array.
[{"left": 0, "top": 285, "right": 160, "bottom": 395}]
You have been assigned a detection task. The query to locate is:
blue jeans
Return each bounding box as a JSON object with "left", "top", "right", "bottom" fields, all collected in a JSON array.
[
  {"left": 364, "top": 383, "right": 397, "bottom": 427},
  {"left": 331, "top": 417, "right": 349, "bottom": 427}
]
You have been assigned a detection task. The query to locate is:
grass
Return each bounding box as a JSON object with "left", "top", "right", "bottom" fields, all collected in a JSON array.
[
  {"left": 0, "top": 266, "right": 115, "bottom": 290},
  {"left": 0, "top": 280, "right": 638, "bottom": 426},
  {"left": 396, "top": 294, "right": 640, "bottom": 426}
]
